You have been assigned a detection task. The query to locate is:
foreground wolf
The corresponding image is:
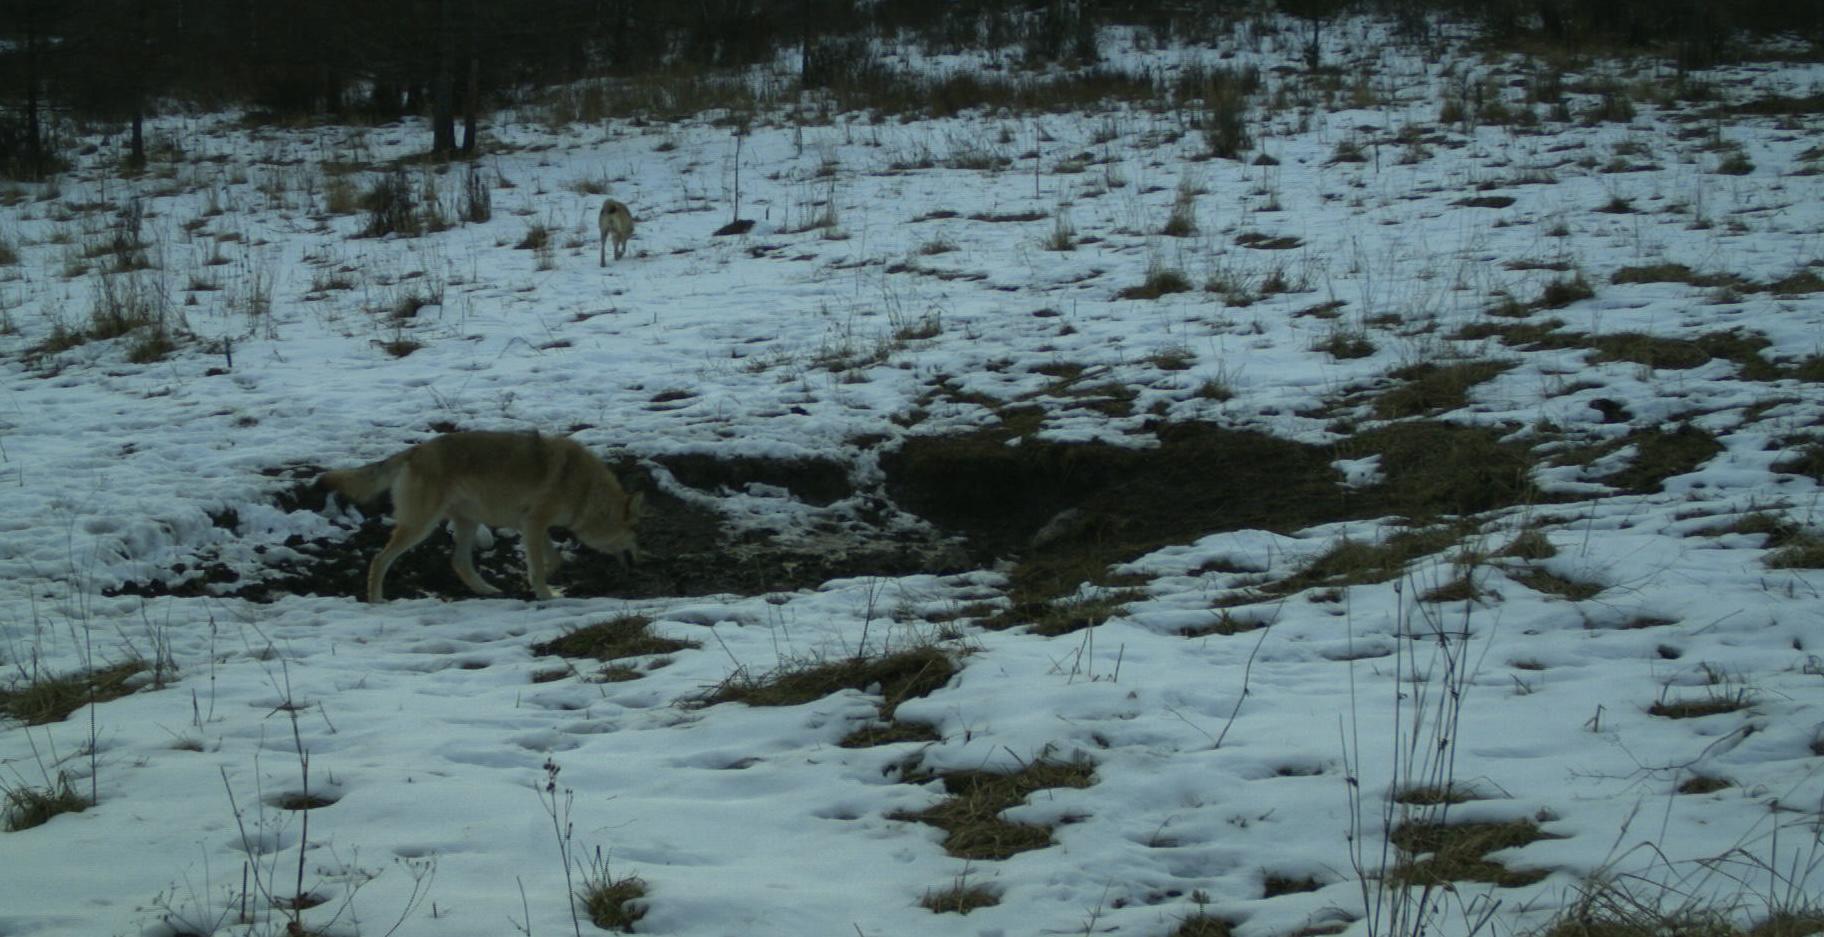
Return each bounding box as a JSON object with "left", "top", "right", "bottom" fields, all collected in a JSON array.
[
  {"left": 319, "top": 431, "right": 644, "bottom": 602},
  {"left": 598, "top": 198, "right": 635, "bottom": 265}
]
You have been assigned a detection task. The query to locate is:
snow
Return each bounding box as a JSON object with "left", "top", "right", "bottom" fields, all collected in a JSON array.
[{"left": 3, "top": 17, "right": 1824, "bottom": 937}]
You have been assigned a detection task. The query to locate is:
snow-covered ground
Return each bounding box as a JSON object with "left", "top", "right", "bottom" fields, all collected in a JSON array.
[{"left": 3, "top": 18, "right": 1823, "bottom": 937}]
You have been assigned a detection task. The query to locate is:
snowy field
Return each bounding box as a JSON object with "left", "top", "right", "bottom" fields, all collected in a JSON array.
[{"left": 2, "top": 17, "right": 1823, "bottom": 937}]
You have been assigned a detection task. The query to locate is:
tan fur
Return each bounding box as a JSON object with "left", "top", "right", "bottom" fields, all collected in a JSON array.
[
  {"left": 598, "top": 198, "right": 635, "bottom": 265},
  {"left": 319, "top": 431, "right": 643, "bottom": 603}
]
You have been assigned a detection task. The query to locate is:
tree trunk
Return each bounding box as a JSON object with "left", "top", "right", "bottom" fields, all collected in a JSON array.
[
  {"left": 25, "top": 15, "right": 44, "bottom": 179},
  {"left": 430, "top": 0, "right": 457, "bottom": 155},
  {"left": 460, "top": 0, "right": 479, "bottom": 155},
  {"left": 130, "top": 111, "right": 145, "bottom": 168},
  {"left": 461, "top": 54, "right": 479, "bottom": 154}
]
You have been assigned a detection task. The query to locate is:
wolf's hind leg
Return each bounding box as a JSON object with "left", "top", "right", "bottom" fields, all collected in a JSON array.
[
  {"left": 368, "top": 517, "right": 437, "bottom": 603},
  {"left": 450, "top": 518, "right": 502, "bottom": 596}
]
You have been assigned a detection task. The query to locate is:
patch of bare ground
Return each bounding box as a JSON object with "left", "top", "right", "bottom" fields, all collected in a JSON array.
[
  {"left": 1370, "top": 361, "right": 1513, "bottom": 419},
  {"left": 530, "top": 615, "right": 698, "bottom": 682},
  {"left": 1391, "top": 818, "right": 1557, "bottom": 888},
  {"left": 1510, "top": 567, "right": 1605, "bottom": 600},
  {"left": 1649, "top": 688, "right": 1753, "bottom": 719},
  {"left": 698, "top": 645, "right": 956, "bottom": 720},
  {"left": 841, "top": 719, "right": 943, "bottom": 748},
  {"left": 109, "top": 456, "right": 966, "bottom": 603},
  {"left": 918, "top": 877, "right": 1000, "bottom": 914},
  {"left": 1452, "top": 322, "right": 1779, "bottom": 379},
  {"left": 120, "top": 411, "right": 1546, "bottom": 614},
  {"left": 890, "top": 756, "right": 1096, "bottom": 860},
  {"left": 1611, "top": 263, "right": 1746, "bottom": 289},
  {"left": 1173, "top": 916, "right": 1235, "bottom": 937},
  {"left": 0, "top": 660, "right": 150, "bottom": 726},
  {"left": 1550, "top": 425, "right": 1724, "bottom": 494},
  {"left": 888, "top": 419, "right": 1540, "bottom": 630}
]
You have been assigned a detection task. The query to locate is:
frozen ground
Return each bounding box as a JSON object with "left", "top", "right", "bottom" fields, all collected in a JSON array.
[{"left": 2, "top": 17, "right": 1823, "bottom": 937}]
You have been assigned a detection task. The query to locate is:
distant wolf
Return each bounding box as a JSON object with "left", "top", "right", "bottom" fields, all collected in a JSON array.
[
  {"left": 319, "top": 431, "right": 644, "bottom": 603},
  {"left": 598, "top": 198, "right": 635, "bottom": 265}
]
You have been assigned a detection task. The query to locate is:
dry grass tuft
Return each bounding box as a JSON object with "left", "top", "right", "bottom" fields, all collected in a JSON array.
[
  {"left": 1173, "top": 915, "right": 1235, "bottom": 937},
  {"left": 1372, "top": 361, "right": 1511, "bottom": 419},
  {"left": 578, "top": 873, "right": 647, "bottom": 932},
  {"left": 1391, "top": 818, "right": 1554, "bottom": 888},
  {"left": 919, "top": 875, "right": 1000, "bottom": 914},
  {"left": 893, "top": 756, "right": 1096, "bottom": 860},
  {"left": 1537, "top": 876, "right": 1824, "bottom": 937},
  {"left": 1512, "top": 567, "right": 1604, "bottom": 601},
  {"left": 701, "top": 645, "right": 955, "bottom": 720},
  {"left": 1117, "top": 266, "right": 1194, "bottom": 300},
  {"left": 0, "top": 660, "right": 148, "bottom": 726},
  {"left": 3, "top": 775, "right": 90, "bottom": 831},
  {"left": 532, "top": 615, "right": 697, "bottom": 662}
]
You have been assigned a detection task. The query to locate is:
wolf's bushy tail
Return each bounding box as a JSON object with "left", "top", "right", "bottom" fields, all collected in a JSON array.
[{"left": 318, "top": 454, "right": 404, "bottom": 505}]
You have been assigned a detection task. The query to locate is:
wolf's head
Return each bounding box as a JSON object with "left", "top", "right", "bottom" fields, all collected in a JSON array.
[{"left": 579, "top": 490, "right": 645, "bottom": 566}]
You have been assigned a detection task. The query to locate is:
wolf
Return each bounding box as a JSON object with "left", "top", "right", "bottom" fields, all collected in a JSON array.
[
  {"left": 319, "top": 431, "right": 644, "bottom": 603},
  {"left": 598, "top": 198, "right": 635, "bottom": 265}
]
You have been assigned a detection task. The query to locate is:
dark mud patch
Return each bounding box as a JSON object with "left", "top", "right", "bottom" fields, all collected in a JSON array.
[
  {"left": 882, "top": 421, "right": 1539, "bottom": 615},
  {"left": 111, "top": 420, "right": 1547, "bottom": 610},
  {"left": 111, "top": 460, "right": 963, "bottom": 604}
]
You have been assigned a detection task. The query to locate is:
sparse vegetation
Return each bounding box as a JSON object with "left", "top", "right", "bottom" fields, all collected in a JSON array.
[
  {"left": 700, "top": 645, "right": 955, "bottom": 719},
  {"left": 1537, "top": 877, "right": 1824, "bottom": 937},
  {"left": 1391, "top": 819, "right": 1554, "bottom": 887},
  {"left": 5, "top": 10, "right": 1824, "bottom": 936},
  {"left": 919, "top": 873, "right": 999, "bottom": 914},
  {"left": 1270, "top": 526, "right": 1464, "bottom": 596},
  {"left": 361, "top": 168, "right": 421, "bottom": 237},
  {"left": 1315, "top": 328, "right": 1375, "bottom": 360},
  {"left": 1371, "top": 361, "right": 1511, "bottom": 419},
  {"left": 1117, "top": 265, "right": 1193, "bottom": 300},
  {"left": 892, "top": 755, "right": 1095, "bottom": 860},
  {"left": 0, "top": 661, "right": 148, "bottom": 726},
  {"left": 2, "top": 775, "right": 89, "bottom": 831},
  {"left": 576, "top": 849, "right": 646, "bottom": 932},
  {"left": 532, "top": 615, "right": 696, "bottom": 664}
]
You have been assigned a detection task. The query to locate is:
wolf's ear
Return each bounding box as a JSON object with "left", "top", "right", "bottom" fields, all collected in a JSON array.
[{"left": 626, "top": 490, "right": 645, "bottom": 519}]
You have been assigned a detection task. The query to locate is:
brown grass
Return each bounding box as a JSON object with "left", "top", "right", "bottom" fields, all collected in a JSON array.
[
  {"left": 1371, "top": 361, "right": 1511, "bottom": 419},
  {"left": 701, "top": 645, "right": 955, "bottom": 720},
  {"left": 0, "top": 661, "right": 148, "bottom": 725},
  {"left": 919, "top": 877, "right": 1000, "bottom": 914},
  {"left": 578, "top": 874, "right": 647, "bottom": 932},
  {"left": 892, "top": 757, "right": 1096, "bottom": 860},
  {"left": 531, "top": 615, "right": 697, "bottom": 662},
  {"left": 1391, "top": 818, "right": 1554, "bottom": 888}
]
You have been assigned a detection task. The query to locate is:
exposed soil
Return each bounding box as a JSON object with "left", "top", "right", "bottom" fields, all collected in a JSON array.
[
  {"left": 110, "top": 459, "right": 961, "bottom": 603},
  {"left": 107, "top": 418, "right": 1600, "bottom": 608},
  {"left": 885, "top": 420, "right": 1540, "bottom": 606}
]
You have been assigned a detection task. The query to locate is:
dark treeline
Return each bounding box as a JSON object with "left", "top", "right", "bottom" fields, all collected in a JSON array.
[{"left": 0, "top": 0, "right": 1816, "bottom": 177}]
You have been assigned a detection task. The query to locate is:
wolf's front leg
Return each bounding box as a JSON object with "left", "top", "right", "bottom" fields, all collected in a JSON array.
[{"left": 525, "top": 525, "right": 565, "bottom": 599}]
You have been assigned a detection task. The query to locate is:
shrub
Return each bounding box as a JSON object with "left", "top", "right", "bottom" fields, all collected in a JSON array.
[{"left": 362, "top": 168, "right": 420, "bottom": 237}]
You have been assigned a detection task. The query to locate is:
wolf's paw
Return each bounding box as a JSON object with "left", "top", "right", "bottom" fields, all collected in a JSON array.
[{"left": 535, "top": 585, "right": 567, "bottom": 600}]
